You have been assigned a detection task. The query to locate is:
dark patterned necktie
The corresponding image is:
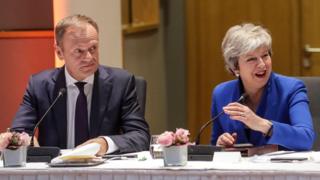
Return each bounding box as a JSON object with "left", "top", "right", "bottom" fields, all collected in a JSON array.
[{"left": 74, "top": 82, "right": 89, "bottom": 146}]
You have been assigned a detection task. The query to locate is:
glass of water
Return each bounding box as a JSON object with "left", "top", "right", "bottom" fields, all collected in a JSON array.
[{"left": 149, "top": 135, "right": 163, "bottom": 159}]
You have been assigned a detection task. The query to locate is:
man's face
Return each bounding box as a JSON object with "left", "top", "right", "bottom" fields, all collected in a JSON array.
[{"left": 56, "top": 24, "right": 99, "bottom": 81}]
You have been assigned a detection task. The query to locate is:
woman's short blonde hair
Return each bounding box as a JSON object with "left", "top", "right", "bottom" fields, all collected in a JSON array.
[{"left": 221, "top": 23, "right": 272, "bottom": 74}]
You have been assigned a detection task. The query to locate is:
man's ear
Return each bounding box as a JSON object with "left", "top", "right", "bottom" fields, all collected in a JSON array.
[{"left": 55, "top": 44, "right": 64, "bottom": 59}]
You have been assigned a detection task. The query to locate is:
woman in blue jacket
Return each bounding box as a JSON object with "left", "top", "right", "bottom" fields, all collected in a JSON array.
[{"left": 211, "top": 23, "right": 315, "bottom": 150}]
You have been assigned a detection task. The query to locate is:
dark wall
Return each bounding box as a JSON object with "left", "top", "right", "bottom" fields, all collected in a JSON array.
[
  {"left": 124, "top": 0, "right": 186, "bottom": 134},
  {"left": 0, "top": 0, "right": 53, "bottom": 30},
  {"left": 163, "top": 0, "right": 186, "bottom": 130}
]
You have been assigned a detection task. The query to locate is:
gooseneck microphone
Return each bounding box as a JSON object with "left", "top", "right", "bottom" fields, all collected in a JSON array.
[
  {"left": 188, "top": 93, "right": 248, "bottom": 161},
  {"left": 194, "top": 93, "right": 248, "bottom": 145},
  {"left": 27, "top": 88, "right": 65, "bottom": 162},
  {"left": 30, "top": 88, "right": 66, "bottom": 146}
]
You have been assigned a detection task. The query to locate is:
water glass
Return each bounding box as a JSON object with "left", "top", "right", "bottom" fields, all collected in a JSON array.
[{"left": 149, "top": 135, "right": 163, "bottom": 159}]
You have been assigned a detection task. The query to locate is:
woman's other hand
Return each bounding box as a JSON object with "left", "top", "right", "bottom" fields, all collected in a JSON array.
[
  {"left": 223, "top": 102, "right": 272, "bottom": 134},
  {"left": 216, "top": 132, "right": 237, "bottom": 147}
]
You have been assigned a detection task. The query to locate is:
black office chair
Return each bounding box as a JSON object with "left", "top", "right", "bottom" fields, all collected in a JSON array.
[
  {"left": 135, "top": 76, "right": 147, "bottom": 116},
  {"left": 295, "top": 76, "right": 320, "bottom": 150}
]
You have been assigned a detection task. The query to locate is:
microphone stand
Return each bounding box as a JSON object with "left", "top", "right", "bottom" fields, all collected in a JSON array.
[
  {"left": 27, "top": 88, "right": 66, "bottom": 162},
  {"left": 188, "top": 93, "right": 247, "bottom": 161},
  {"left": 195, "top": 111, "right": 224, "bottom": 145},
  {"left": 30, "top": 89, "right": 65, "bottom": 146}
]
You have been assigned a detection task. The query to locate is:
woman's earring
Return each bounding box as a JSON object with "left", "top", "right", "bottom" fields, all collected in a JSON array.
[{"left": 235, "top": 73, "right": 240, "bottom": 78}]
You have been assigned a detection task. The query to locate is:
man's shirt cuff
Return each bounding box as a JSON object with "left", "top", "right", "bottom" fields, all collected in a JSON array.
[{"left": 103, "top": 136, "right": 119, "bottom": 154}]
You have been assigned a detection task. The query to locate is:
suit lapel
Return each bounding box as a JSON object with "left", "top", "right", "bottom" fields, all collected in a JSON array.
[
  {"left": 90, "top": 67, "right": 113, "bottom": 137},
  {"left": 50, "top": 67, "right": 68, "bottom": 148}
]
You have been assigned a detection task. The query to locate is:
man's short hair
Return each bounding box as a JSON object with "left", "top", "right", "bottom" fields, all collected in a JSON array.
[{"left": 55, "top": 14, "right": 99, "bottom": 47}]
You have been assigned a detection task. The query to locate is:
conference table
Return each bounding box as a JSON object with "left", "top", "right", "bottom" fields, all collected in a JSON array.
[{"left": 1, "top": 151, "right": 320, "bottom": 180}]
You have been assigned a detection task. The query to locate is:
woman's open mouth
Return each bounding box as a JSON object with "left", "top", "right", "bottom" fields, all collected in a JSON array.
[{"left": 255, "top": 70, "right": 267, "bottom": 78}]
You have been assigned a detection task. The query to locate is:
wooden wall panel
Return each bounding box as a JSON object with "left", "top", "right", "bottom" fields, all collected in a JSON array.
[
  {"left": 131, "top": 0, "right": 159, "bottom": 27},
  {"left": 301, "top": 0, "right": 320, "bottom": 76},
  {"left": 186, "top": 0, "right": 300, "bottom": 144},
  {"left": 0, "top": 0, "right": 53, "bottom": 30},
  {"left": 122, "top": 0, "right": 160, "bottom": 34},
  {"left": 0, "top": 37, "right": 54, "bottom": 132}
]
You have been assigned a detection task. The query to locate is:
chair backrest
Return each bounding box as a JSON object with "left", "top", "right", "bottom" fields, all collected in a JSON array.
[
  {"left": 135, "top": 76, "right": 147, "bottom": 116},
  {"left": 295, "top": 76, "right": 320, "bottom": 150}
]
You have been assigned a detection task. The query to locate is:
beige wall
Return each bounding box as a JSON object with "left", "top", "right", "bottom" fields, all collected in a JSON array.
[
  {"left": 124, "top": 0, "right": 187, "bottom": 134},
  {"left": 53, "top": 0, "right": 123, "bottom": 68},
  {"left": 124, "top": 30, "right": 168, "bottom": 135}
]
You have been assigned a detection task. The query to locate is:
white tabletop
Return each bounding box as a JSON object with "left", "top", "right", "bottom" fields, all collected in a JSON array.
[{"left": 1, "top": 151, "right": 320, "bottom": 180}]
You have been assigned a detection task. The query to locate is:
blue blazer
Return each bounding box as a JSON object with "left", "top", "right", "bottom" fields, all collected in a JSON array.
[
  {"left": 12, "top": 65, "right": 150, "bottom": 153},
  {"left": 211, "top": 73, "right": 315, "bottom": 150}
]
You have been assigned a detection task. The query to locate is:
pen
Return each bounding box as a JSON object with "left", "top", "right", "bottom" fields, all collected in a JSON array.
[
  {"left": 270, "top": 157, "right": 308, "bottom": 162},
  {"left": 103, "top": 154, "right": 138, "bottom": 159}
]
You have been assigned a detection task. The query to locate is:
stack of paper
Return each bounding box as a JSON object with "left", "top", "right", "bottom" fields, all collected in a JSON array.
[{"left": 51, "top": 143, "right": 102, "bottom": 164}]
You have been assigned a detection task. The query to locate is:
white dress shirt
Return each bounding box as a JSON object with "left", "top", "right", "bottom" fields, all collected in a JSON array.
[{"left": 64, "top": 67, "right": 118, "bottom": 153}]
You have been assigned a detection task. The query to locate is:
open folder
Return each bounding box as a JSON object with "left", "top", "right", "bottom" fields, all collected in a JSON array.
[{"left": 49, "top": 143, "right": 105, "bottom": 167}]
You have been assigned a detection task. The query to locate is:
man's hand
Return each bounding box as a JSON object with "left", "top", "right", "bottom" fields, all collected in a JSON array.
[{"left": 77, "top": 137, "right": 109, "bottom": 156}]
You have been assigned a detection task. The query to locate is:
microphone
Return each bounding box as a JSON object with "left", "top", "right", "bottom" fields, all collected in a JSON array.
[
  {"left": 194, "top": 93, "right": 247, "bottom": 145},
  {"left": 30, "top": 88, "right": 66, "bottom": 146},
  {"left": 27, "top": 88, "right": 66, "bottom": 162},
  {"left": 188, "top": 93, "right": 247, "bottom": 161}
]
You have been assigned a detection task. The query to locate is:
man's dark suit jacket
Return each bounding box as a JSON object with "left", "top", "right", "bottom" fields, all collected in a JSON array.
[{"left": 11, "top": 65, "right": 150, "bottom": 153}]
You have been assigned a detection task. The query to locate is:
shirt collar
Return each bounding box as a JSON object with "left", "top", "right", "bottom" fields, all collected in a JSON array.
[{"left": 65, "top": 67, "right": 94, "bottom": 87}]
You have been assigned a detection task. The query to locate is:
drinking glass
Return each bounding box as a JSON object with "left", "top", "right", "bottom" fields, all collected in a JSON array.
[{"left": 149, "top": 135, "right": 163, "bottom": 159}]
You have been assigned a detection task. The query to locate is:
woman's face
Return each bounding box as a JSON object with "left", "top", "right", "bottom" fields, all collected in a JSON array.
[{"left": 235, "top": 46, "right": 272, "bottom": 92}]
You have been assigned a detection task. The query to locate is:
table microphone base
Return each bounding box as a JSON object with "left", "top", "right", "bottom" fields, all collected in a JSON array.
[
  {"left": 188, "top": 145, "right": 222, "bottom": 161},
  {"left": 27, "top": 146, "right": 60, "bottom": 163}
]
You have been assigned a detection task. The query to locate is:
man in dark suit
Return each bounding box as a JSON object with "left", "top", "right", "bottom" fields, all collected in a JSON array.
[{"left": 11, "top": 14, "right": 150, "bottom": 155}]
